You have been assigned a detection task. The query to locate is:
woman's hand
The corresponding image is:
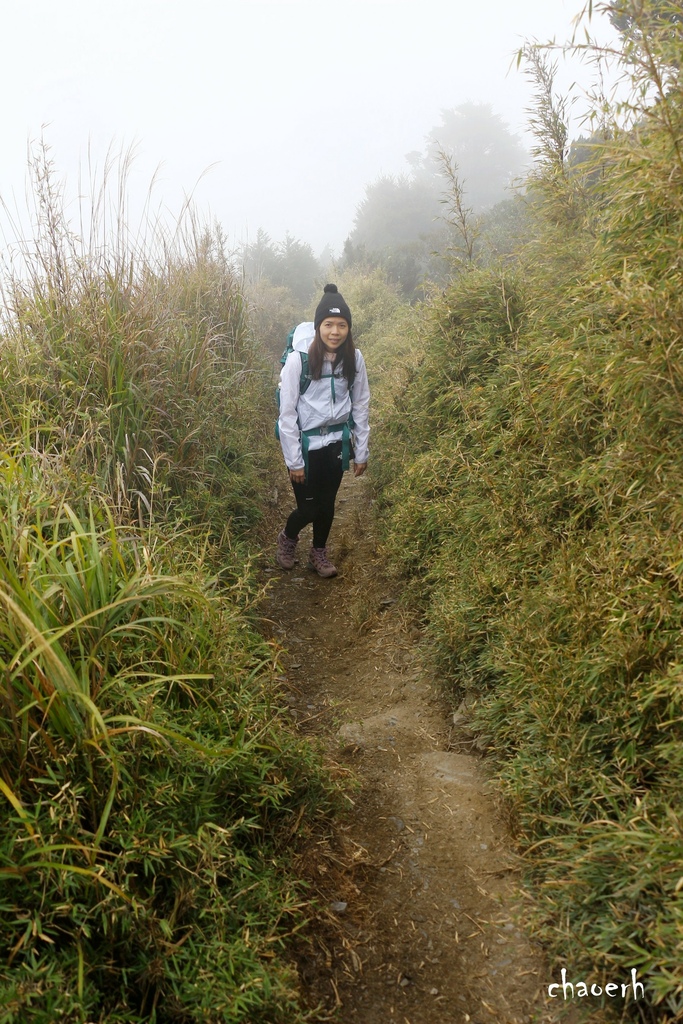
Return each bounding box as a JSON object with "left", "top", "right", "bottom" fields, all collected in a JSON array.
[
  {"left": 289, "top": 468, "right": 305, "bottom": 484},
  {"left": 353, "top": 462, "right": 367, "bottom": 477}
]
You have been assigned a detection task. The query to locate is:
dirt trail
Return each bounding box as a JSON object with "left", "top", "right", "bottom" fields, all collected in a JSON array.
[{"left": 260, "top": 475, "right": 584, "bottom": 1024}]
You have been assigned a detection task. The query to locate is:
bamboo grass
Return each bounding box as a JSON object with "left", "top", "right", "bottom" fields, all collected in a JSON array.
[{"left": 371, "top": 7, "right": 683, "bottom": 1020}]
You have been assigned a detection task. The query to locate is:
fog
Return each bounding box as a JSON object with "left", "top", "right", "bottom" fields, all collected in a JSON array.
[{"left": 0, "top": 0, "right": 619, "bottom": 256}]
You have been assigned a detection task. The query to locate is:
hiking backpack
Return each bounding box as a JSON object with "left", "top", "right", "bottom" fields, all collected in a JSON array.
[{"left": 276, "top": 326, "right": 313, "bottom": 404}]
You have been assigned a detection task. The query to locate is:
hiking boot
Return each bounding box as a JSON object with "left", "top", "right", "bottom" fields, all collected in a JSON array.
[
  {"left": 276, "top": 531, "right": 298, "bottom": 569},
  {"left": 308, "top": 546, "right": 338, "bottom": 578}
]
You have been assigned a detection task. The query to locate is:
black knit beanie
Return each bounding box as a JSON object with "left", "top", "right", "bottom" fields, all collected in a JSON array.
[{"left": 314, "top": 283, "right": 352, "bottom": 330}]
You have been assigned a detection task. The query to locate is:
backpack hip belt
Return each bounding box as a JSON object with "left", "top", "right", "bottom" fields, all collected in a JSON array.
[{"left": 301, "top": 419, "right": 353, "bottom": 476}]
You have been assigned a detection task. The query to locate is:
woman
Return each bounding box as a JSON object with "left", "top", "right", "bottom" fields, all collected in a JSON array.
[{"left": 276, "top": 284, "right": 370, "bottom": 577}]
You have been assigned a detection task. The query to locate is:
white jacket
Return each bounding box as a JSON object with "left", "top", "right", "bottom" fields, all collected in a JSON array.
[{"left": 277, "top": 321, "right": 370, "bottom": 472}]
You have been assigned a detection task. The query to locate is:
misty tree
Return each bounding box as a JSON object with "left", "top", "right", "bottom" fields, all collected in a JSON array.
[
  {"left": 340, "top": 173, "right": 443, "bottom": 298},
  {"left": 240, "top": 229, "right": 321, "bottom": 360},
  {"left": 343, "top": 102, "right": 528, "bottom": 296},
  {"left": 241, "top": 229, "right": 281, "bottom": 283},
  {"left": 425, "top": 103, "right": 529, "bottom": 211},
  {"left": 349, "top": 174, "right": 440, "bottom": 252},
  {"left": 318, "top": 244, "right": 335, "bottom": 275},
  {"left": 275, "top": 234, "right": 320, "bottom": 304},
  {"left": 241, "top": 229, "right": 320, "bottom": 305}
]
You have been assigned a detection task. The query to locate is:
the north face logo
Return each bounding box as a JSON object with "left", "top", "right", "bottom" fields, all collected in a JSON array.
[{"left": 329, "top": 307, "right": 340, "bottom": 313}]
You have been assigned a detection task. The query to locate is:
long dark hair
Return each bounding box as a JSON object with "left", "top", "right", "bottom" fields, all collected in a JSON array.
[{"left": 308, "top": 328, "right": 357, "bottom": 389}]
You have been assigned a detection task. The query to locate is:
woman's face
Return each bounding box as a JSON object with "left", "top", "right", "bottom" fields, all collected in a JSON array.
[{"left": 320, "top": 317, "right": 349, "bottom": 354}]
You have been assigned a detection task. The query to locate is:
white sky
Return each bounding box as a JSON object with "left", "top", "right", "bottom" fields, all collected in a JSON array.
[{"left": 0, "top": 0, "right": 619, "bottom": 256}]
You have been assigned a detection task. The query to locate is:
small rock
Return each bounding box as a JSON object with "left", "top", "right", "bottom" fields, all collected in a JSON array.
[
  {"left": 337, "top": 722, "right": 365, "bottom": 747},
  {"left": 387, "top": 816, "right": 405, "bottom": 832},
  {"left": 451, "top": 712, "right": 471, "bottom": 729},
  {"left": 330, "top": 901, "right": 348, "bottom": 915},
  {"left": 430, "top": 987, "right": 439, "bottom": 996}
]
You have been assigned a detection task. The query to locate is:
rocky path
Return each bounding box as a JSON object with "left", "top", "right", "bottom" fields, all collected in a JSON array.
[{"left": 260, "top": 475, "right": 584, "bottom": 1024}]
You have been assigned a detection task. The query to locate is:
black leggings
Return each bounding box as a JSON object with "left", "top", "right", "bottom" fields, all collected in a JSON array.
[{"left": 285, "top": 442, "right": 344, "bottom": 548}]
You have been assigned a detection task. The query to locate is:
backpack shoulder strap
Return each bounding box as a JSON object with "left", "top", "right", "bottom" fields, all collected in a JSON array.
[
  {"left": 280, "top": 327, "right": 296, "bottom": 366},
  {"left": 299, "top": 351, "right": 312, "bottom": 394}
]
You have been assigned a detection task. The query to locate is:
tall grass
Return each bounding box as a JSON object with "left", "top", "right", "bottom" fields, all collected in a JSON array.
[
  {"left": 0, "top": 146, "right": 335, "bottom": 1022},
  {"left": 1, "top": 142, "right": 277, "bottom": 541},
  {"left": 371, "top": 6, "right": 683, "bottom": 1020}
]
